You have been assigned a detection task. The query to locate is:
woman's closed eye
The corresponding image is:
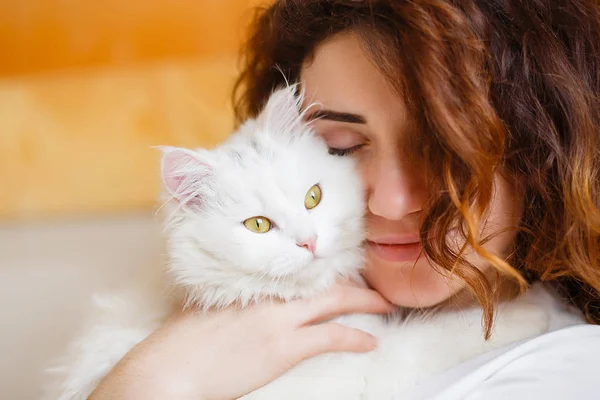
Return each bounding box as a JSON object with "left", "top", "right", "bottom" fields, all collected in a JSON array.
[
  {"left": 319, "top": 130, "right": 368, "bottom": 157},
  {"left": 328, "top": 145, "right": 364, "bottom": 156}
]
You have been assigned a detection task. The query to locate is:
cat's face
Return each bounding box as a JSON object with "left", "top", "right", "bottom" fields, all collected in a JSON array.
[{"left": 160, "top": 87, "right": 365, "bottom": 303}]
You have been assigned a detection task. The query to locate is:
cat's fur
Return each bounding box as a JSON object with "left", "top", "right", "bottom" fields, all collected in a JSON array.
[{"left": 45, "top": 86, "right": 558, "bottom": 400}]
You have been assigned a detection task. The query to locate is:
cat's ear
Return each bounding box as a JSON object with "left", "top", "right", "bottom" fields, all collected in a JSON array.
[
  {"left": 157, "top": 146, "right": 213, "bottom": 207},
  {"left": 258, "top": 84, "right": 305, "bottom": 136}
]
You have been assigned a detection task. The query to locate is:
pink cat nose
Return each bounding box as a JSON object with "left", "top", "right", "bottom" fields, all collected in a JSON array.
[{"left": 297, "top": 236, "right": 317, "bottom": 254}]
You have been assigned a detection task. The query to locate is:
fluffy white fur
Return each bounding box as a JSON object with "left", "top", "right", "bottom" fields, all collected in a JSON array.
[
  {"left": 44, "top": 86, "right": 564, "bottom": 400},
  {"left": 159, "top": 87, "right": 364, "bottom": 310}
]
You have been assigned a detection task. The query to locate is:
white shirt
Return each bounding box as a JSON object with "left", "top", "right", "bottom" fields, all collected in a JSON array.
[{"left": 400, "top": 306, "right": 600, "bottom": 399}]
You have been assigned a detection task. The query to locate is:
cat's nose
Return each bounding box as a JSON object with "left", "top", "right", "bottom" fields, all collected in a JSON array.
[{"left": 297, "top": 236, "right": 317, "bottom": 254}]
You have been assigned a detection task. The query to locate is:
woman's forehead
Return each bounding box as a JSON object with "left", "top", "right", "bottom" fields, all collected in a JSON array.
[
  {"left": 301, "top": 34, "right": 396, "bottom": 105},
  {"left": 299, "top": 32, "right": 410, "bottom": 144}
]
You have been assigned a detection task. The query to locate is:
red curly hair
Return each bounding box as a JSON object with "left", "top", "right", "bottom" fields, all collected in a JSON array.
[{"left": 233, "top": 0, "right": 600, "bottom": 336}]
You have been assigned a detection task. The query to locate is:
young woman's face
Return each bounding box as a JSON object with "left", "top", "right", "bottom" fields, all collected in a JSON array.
[{"left": 301, "top": 32, "right": 524, "bottom": 307}]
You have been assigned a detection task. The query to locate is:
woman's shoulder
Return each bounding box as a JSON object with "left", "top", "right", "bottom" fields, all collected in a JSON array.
[
  {"left": 462, "top": 324, "right": 600, "bottom": 399},
  {"left": 403, "top": 324, "right": 600, "bottom": 400},
  {"left": 400, "top": 282, "right": 600, "bottom": 400}
]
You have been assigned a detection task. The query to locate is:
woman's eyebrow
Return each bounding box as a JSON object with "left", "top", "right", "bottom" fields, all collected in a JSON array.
[{"left": 305, "top": 109, "right": 367, "bottom": 124}]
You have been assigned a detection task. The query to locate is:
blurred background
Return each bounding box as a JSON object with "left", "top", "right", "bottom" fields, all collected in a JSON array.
[{"left": 0, "top": 1, "right": 267, "bottom": 398}]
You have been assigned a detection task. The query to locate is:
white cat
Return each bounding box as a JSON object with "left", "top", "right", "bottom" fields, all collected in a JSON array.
[{"left": 45, "top": 85, "right": 557, "bottom": 400}]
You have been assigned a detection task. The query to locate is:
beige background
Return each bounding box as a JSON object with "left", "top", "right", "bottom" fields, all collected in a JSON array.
[{"left": 0, "top": 1, "right": 270, "bottom": 398}]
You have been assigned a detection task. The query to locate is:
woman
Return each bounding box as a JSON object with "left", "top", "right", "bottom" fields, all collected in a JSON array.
[{"left": 91, "top": 0, "right": 600, "bottom": 398}]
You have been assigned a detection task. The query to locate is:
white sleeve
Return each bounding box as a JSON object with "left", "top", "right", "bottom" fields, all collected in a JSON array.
[
  {"left": 407, "top": 325, "right": 600, "bottom": 400},
  {"left": 463, "top": 330, "right": 599, "bottom": 399}
]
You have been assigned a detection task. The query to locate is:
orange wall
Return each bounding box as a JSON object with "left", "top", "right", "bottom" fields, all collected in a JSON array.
[
  {"left": 0, "top": 0, "right": 265, "bottom": 75},
  {"left": 0, "top": 0, "right": 269, "bottom": 220}
]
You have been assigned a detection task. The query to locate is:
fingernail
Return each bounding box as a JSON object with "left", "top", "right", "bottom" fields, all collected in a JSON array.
[{"left": 367, "top": 334, "right": 378, "bottom": 350}]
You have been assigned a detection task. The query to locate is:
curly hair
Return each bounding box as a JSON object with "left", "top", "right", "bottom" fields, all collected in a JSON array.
[{"left": 233, "top": 0, "right": 600, "bottom": 336}]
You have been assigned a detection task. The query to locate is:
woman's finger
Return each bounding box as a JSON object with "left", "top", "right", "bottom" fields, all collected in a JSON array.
[
  {"left": 288, "top": 323, "right": 378, "bottom": 363},
  {"left": 286, "top": 285, "right": 396, "bottom": 326}
]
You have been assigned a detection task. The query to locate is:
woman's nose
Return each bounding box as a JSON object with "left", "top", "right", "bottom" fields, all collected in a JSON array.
[{"left": 366, "top": 151, "right": 426, "bottom": 221}]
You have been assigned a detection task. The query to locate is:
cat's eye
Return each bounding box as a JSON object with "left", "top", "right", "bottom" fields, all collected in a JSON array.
[
  {"left": 304, "top": 184, "right": 322, "bottom": 210},
  {"left": 243, "top": 216, "right": 272, "bottom": 233}
]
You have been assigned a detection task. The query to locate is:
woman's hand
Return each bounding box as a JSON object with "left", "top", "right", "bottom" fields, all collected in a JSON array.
[{"left": 89, "top": 284, "right": 394, "bottom": 400}]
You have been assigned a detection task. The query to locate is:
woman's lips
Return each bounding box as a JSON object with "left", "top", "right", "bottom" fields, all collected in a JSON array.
[{"left": 366, "top": 240, "right": 423, "bottom": 262}]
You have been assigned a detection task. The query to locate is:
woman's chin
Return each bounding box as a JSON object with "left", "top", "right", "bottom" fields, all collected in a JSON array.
[{"left": 362, "top": 255, "right": 463, "bottom": 308}]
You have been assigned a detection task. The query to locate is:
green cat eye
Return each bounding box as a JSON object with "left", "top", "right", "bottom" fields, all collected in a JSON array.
[
  {"left": 304, "top": 184, "right": 322, "bottom": 210},
  {"left": 243, "top": 216, "right": 272, "bottom": 233}
]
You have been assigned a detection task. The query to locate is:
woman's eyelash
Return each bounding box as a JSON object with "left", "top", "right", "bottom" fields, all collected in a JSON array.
[{"left": 328, "top": 145, "right": 363, "bottom": 156}]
